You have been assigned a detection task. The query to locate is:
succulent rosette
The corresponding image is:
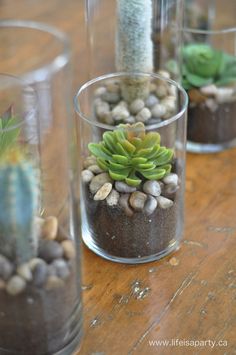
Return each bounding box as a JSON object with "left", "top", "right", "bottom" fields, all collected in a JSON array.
[
  {"left": 88, "top": 123, "right": 173, "bottom": 187},
  {"left": 182, "top": 43, "right": 236, "bottom": 89}
]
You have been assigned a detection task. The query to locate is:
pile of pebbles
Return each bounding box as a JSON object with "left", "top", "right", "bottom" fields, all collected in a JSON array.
[
  {"left": 0, "top": 216, "right": 76, "bottom": 296},
  {"left": 82, "top": 155, "right": 179, "bottom": 217},
  {"left": 189, "top": 84, "right": 236, "bottom": 112},
  {"left": 94, "top": 70, "right": 177, "bottom": 126}
]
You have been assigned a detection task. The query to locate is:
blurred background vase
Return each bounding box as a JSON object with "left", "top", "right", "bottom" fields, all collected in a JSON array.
[
  {"left": 85, "top": 0, "right": 184, "bottom": 82},
  {"left": 0, "top": 21, "right": 82, "bottom": 355},
  {"left": 183, "top": 0, "right": 236, "bottom": 153}
]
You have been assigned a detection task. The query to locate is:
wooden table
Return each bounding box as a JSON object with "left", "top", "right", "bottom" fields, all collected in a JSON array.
[{"left": 1, "top": 1, "right": 236, "bottom": 354}]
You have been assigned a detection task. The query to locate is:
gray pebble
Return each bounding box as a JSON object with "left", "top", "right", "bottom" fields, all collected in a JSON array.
[
  {"left": 129, "top": 191, "right": 147, "bottom": 211},
  {"left": 161, "top": 96, "right": 176, "bottom": 113},
  {"left": 119, "top": 194, "right": 134, "bottom": 217},
  {"left": 156, "top": 196, "right": 174, "bottom": 209},
  {"left": 94, "top": 182, "right": 113, "bottom": 201},
  {"left": 106, "top": 189, "right": 120, "bottom": 206},
  {"left": 29, "top": 258, "right": 45, "bottom": 271},
  {"left": 83, "top": 156, "right": 97, "bottom": 169},
  {"left": 6, "top": 276, "right": 26, "bottom": 296},
  {"left": 112, "top": 105, "right": 130, "bottom": 121},
  {"left": 88, "top": 164, "right": 103, "bottom": 174},
  {"left": 156, "top": 84, "right": 168, "bottom": 98},
  {"left": 90, "top": 173, "right": 112, "bottom": 194},
  {"left": 136, "top": 107, "right": 151, "bottom": 123},
  {"left": 118, "top": 100, "right": 128, "bottom": 108},
  {"left": 51, "top": 259, "right": 70, "bottom": 280},
  {"left": 129, "top": 99, "right": 145, "bottom": 115},
  {"left": 95, "top": 101, "right": 110, "bottom": 119},
  {"left": 32, "top": 260, "right": 48, "bottom": 287},
  {"left": 39, "top": 240, "right": 63, "bottom": 263},
  {"left": 145, "top": 95, "right": 159, "bottom": 108},
  {"left": 115, "top": 181, "right": 136, "bottom": 193},
  {"left": 163, "top": 173, "right": 178, "bottom": 187},
  {"left": 99, "top": 111, "right": 114, "bottom": 125},
  {"left": 162, "top": 184, "right": 179, "bottom": 200},
  {"left": 81, "top": 169, "right": 94, "bottom": 184},
  {"left": 158, "top": 70, "right": 171, "bottom": 79},
  {"left": 101, "top": 91, "right": 120, "bottom": 104},
  {"left": 94, "top": 86, "right": 106, "bottom": 97},
  {"left": 46, "top": 275, "right": 64, "bottom": 290},
  {"left": 17, "top": 263, "right": 32, "bottom": 282},
  {"left": 144, "top": 195, "right": 158, "bottom": 215},
  {"left": 106, "top": 81, "right": 120, "bottom": 94},
  {"left": 0, "top": 255, "right": 13, "bottom": 281},
  {"left": 151, "top": 103, "right": 166, "bottom": 118},
  {"left": 143, "top": 180, "right": 161, "bottom": 197}
]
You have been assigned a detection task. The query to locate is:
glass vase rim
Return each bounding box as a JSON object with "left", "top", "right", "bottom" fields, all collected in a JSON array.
[
  {"left": 183, "top": 26, "right": 236, "bottom": 36},
  {"left": 74, "top": 72, "right": 188, "bottom": 131},
  {"left": 0, "top": 19, "right": 71, "bottom": 83},
  {"left": 0, "top": 73, "right": 37, "bottom": 133}
]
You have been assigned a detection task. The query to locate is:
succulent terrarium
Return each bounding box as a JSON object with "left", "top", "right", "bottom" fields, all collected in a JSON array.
[
  {"left": 0, "top": 73, "right": 81, "bottom": 355},
  {"left": 182, "top": 42, "right": 236, "bottom": 151}
]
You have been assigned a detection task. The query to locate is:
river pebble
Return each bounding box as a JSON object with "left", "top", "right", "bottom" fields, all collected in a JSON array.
[
  {"left": 112, "top": 105, "right": 130, "bottom": 121},
  {"left": 89, "top": 173, "right": 112, "bottom": 194},
  {"left": 129, "top": 99, "right": 145, "bottom": 115},
  {"left": 32, "top": 260, "right": 48, "bottom": 287},
  {"left": 6, "top": 276, "right": 26, "bottom": 296},
  {"left": 156, "top": 196, "right": 174, "bottom": 209},
  {"left": 106, "top": 189, "right": 120, "bottom": 206},
  {"left": 82, "top": 169, "right": 94, "bottom": 184},
  {"left": 119, "top": 194, "right": 133, "bottom": 217},
  {"left": 94, "top": 182, "right": 113, "bottom": 201},
  {"left": 145, "top": 95, "right": 159, "bottom": 108},
  {"left": 136, "top": 107, "right": 151, "bottom": 122},
  {"left": 144, "top": 195, "right": 158, "bottom": 215},
  {"left": 61, "top": 240, "right": 76, "bottom": 260},
  {"left": 52, "top": 259, "right": 70, "bottom": 280},
  {"left": 17, "top": 263, "right": 32, "bottom": 282},
  {"left": 42, "top": 216, "right": 58, "bottom": 241},
  {"left": 163, "top": 173, "right": 178, "bottom": 187},
  {"left": 129, "top": 191, "right": 147, "bottom": 211},
  {"left": 143, "top": 180, "right": 161, "bottom": 196},
  {"left": 39, "top": 240, "right": 63, "bottom": 263},
  {"left": 151, "top": 103, "right": 166, "bottom": 118},
  {"left": 115, "top": 181, "right": 136, "bottom": 193},
  {"left": 88, "top": 164, "right": 104, "bottom": 174}
]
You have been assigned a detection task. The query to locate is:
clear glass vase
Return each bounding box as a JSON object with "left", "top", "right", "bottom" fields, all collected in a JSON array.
[
  {"left": 0, "top": 21, "right": 82, "bottom": 355},
  {"left": 85, "top": 0, "right": 184, "bottom": 82},
  {"left": 183, "top": 1, "right": 236, "bottom": 153},
  {"left": 74, "top": 72, "right": 188, "bottom": 264}
]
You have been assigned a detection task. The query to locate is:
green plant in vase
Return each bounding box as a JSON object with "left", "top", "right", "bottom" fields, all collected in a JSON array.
[
  {"left": 0, "top": 148, "right": 39, "bottom": 264},
  {"left": 81, "top": 122, "right": 180, "bottom": 259},
  {"left": 182, "top": 43, "right": 236, "bottom": 147}
]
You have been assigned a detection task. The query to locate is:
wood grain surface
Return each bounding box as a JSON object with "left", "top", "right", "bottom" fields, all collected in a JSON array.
[{"left": 0, "top": 1, "right": 236, "bottom": 354}]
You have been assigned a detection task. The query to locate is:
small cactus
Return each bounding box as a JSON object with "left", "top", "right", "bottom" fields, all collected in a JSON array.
[
  {"left": 0, "top": 149, "right": 39, "bottom": 264},
  {"left": 88, "top": 122, "right": 173, "bottom": 187},
  {"left": 116, "top": 0, "right": 153, "bottom": 102}
]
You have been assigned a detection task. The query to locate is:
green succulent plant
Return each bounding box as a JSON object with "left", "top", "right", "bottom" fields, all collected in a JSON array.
[
  {"left": 88, "top": 123, "right": 173, "bottom": 187},
  {"left": 182, "top": 43, "right": 236, "bottom": 90}
]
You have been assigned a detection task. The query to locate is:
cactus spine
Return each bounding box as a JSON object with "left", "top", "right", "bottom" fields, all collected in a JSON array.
[
  {"left": 116, "top": 0, "right": 153, "bottom": 102},
  {"left": 0, "top": 150, "right": 39, "bottom": 265}
]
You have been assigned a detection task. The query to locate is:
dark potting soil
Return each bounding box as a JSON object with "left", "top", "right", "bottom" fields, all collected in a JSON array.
[
  {"left": 83, "top": 188, "right": 181, "bottom": 259},
  {"left": 0, "top": 269, "right": 81, "bottom": 355},
  {"left": 187, "top": 100, "right": 236, "bottom": 144}
]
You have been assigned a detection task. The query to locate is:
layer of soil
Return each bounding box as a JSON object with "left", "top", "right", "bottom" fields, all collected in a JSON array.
[
  {"left": 187, "top": 100, "right": 236, "bottom": 144},
  {"left": 0, "top": 269, "right": 82, "bottom": 355},
  {"left": 83, "top": 188, "right": 181, "bottom": 259}
]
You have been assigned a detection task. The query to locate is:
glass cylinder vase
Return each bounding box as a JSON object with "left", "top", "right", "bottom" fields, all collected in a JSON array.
[
  {"left": 183, "top": 1, "right": 236, "bottom": 153},
  {"left": 74, "top": 72, "right": 188, "bottom": 264},
  {"left": 0, "top": 21, "right": 82, "bottom": 355},
  {"left": 85, "top": 0, "right": 184, "bottom": 82}
]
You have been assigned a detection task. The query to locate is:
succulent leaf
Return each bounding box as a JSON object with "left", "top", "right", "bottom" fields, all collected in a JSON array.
[{"left": 88, "top": 123, "right": 173, "bottom": 186}]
